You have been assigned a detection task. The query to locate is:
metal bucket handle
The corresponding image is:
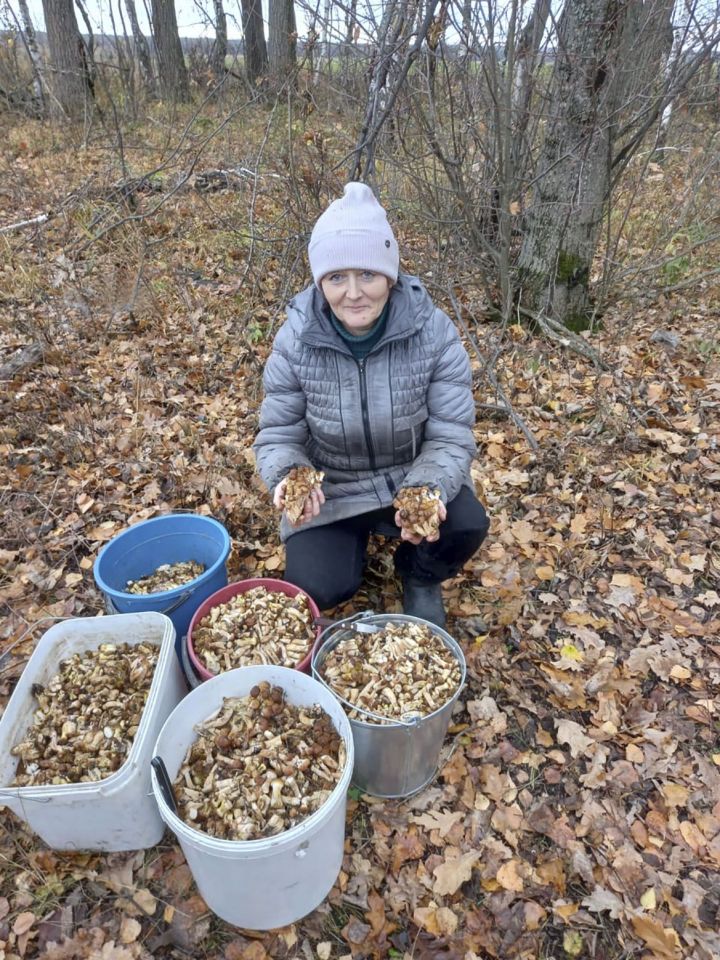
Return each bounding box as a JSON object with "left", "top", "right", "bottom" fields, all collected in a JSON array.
[
  {"left": 311, "top": 612, "right": 465, "bottom": 729},
  {"left": 105, "top": 588, "right": 193, "bottom": 617}
]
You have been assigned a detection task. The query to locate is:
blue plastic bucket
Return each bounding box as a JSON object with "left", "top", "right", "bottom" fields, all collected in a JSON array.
[{"left": 93, "top": 514, "right": 231, "bottom": 657}]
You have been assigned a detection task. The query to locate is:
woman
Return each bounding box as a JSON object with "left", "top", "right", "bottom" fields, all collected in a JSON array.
[{"left": 253, "top": 182, "right": 489, "bottom": 627}]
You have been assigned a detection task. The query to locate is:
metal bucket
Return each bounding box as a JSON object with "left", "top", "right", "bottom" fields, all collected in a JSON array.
[{"left": 311, "top": 613, "right": 466, "bottom": 798}]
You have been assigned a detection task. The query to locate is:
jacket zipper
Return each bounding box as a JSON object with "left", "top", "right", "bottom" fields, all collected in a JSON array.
[{"left": 357, "top": 358, "right": 377, "bottom": 471}]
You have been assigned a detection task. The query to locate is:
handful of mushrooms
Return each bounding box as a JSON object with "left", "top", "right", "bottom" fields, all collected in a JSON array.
[
  {"left": 173, "top": 683, "right": 346, "bottom": 840},
  {"left": 283, "top": 466, "right": 325, "bottom": 523},
  {"left": 192, "top": 586, "right": 315, "bottom": 673},
  {"left": 11, "top": 642, "right": 159, "bottom": 786},
  {"left": 393, "top": 486, "right": 443, "bottom": 539},
  {"left": 319, "top": 621, "right": 461, "bottom": 723}
]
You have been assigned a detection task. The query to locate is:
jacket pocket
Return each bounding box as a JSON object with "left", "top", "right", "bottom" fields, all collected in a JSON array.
[{"left": 393, "top": 406, "right": 428, "bottom": 464}]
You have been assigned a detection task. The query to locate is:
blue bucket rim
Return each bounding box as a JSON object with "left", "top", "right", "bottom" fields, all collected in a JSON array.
[{"left": 94, "top": 513, "right": 231, "bottom": 601}]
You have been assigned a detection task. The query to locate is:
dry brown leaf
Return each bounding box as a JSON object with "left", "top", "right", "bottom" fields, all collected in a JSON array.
[
  {"left": 679, "top": 820, "right": 706, "bottom": 851},
  {"left": 343, "top": 918, "right": 372, "bottom": 945},
  {"left": 554, "top": 718, "right": 594, "bottom": 758},
  {"left": 629, "top": 913, "right": 681, "bottom": 958},
  {"left": 411, "top": 809, "right": 465, "bottom": 838},
  {"left": 119, "top": 917, "right": 142, "bottom": 944},
  {"left": 524, "top": 901, "right": 547, "bottom": 930},
  {"left": 432, "top": 850, "right": 481, "bottom": 895},
  {"left": 390, "top": 828, "right": 426, "bottom": 874},
  {"left": 583, "top": 886, "right": 625, "bottom": 920},
  {"left": 132, "top": 888, "right": 157, "bottom": 915},
  {"left": 13, "top": 912, "right": 36, "bottom": 937},
  {"left": 413, "top": 903, "right": 458, "bottom": 936},
  {"left": 496, "top": 859, "right": 524, "bottom": 892}
]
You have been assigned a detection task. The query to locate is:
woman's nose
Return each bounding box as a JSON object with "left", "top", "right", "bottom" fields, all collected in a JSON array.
[{"left": 346, "top": 275, "right": 361, "bottom": 299}]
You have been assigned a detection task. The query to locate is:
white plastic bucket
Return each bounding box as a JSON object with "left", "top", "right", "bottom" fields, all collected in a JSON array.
[
  {"left": 0, "top": 613, "right": 186, "bottom": 851},
  {"left": 151, "top": 665, "right": 354, "bottom": 929}
]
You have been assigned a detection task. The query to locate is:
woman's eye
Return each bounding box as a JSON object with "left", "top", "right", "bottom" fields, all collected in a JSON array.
[
  {"left": 361, "top": 271, "right": 376, "bottom": 281},
  {"left": 328, "top": 273, "right": 345, "bottom": 283}
]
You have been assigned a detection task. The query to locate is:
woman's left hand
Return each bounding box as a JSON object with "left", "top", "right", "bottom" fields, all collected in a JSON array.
[{"left": 394, "top": 500, "right": 447, "bottom": 545}]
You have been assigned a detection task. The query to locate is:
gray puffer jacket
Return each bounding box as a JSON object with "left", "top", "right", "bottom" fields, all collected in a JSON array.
[{"left": 253, "top": 274, "right": 476, "bottom": 540}]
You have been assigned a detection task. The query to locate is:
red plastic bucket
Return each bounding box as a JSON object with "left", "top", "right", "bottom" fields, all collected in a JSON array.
[{"left": 186, "top": 578, "right": 322, "bottom": 682}]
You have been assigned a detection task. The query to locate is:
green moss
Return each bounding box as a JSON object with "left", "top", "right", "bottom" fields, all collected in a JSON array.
[
  {"left": 555, "top": 249, "right": 585, "bottom": 284},
  {"left": 563, "top": 310, "right": 593, "bottom": 333}
]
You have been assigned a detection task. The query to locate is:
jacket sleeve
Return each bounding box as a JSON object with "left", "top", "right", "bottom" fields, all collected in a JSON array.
[
  {"left": 253, "top": 329, "right": 314, "bottom": 492},
  {"left": 401, "top": 311, "right": 476, "bottom": 502}
]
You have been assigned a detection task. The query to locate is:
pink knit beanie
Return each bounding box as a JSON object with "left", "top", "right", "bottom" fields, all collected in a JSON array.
[{"left": 308, "top": 182, "right": 399, "bottom": 286}]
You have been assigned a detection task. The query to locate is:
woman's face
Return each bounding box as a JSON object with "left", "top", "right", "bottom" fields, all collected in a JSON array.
[{"left": 321, "top": 269, "right": 392, "bottom": 335}]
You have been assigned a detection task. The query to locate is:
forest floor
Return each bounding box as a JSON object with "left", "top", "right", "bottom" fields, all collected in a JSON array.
[{"left": 0, "top": 106, "right": 719, "bottom": 960}]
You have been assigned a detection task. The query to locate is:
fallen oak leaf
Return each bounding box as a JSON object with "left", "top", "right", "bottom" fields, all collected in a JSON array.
[
  {"left": 390, "top": 826, "right": 426, "bottom": 874},
  {"left": 432, "top": 850, "right": 481, "bottom": 896},
  {"left": 413, "top": 902, "right": 458, "bottom": 936},
  {"left": 582, "top": 886, "right": 624, "bottom": 920},
  {"left": 629, "top": 913, "right": 681, "bottom": 959},
  {"left": 410, "top": 809, "right": 466, "bottom": 838},
  {"left": 554, "top": 718, "right": 594, "bottom": 758}
]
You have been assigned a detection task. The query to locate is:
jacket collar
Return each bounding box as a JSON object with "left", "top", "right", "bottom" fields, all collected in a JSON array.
[{"left": 291, "top": 274, "right": 433, "bottom": 351}]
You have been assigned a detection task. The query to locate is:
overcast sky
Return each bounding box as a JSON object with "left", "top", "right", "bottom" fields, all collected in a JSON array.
[{"left": 22, "top": 0, "right": 265, "bottom": 39}]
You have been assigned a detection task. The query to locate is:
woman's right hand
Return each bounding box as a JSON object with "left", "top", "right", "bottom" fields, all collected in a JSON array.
[{"left": 273, "top": 477, "right": 325, "bottom": 527}]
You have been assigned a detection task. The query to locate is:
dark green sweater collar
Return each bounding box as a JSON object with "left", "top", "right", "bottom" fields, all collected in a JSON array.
[{"left": 328, "top": 301, "right": 390, "bottom": 360}]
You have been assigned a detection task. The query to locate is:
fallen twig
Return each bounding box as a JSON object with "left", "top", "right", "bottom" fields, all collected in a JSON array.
[{"left": 0, "top": 213, "right": 50, "bottom": 235}]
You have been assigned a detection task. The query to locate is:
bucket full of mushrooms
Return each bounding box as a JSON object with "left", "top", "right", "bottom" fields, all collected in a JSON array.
[
  {"left": 311, "top": 613, "right": 466, "bottom": 798},
  {"left": 93, "top": 514, "right": 232, "bottom": 663},
  {"left": 151, "top": 664, "right": 354, "bottom": 929},
  {"left": 0, "top": 612, "right": 186, "bottom": 851},
  {"left": 186, "top": 578, "right": 321, "bottom": 683}
]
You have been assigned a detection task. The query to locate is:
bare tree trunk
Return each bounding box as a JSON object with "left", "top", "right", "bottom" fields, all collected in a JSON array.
[
  {"left": 73, "top": 0, "right": 96, "bottom": 92},
  {"left": 41, "top": 0, "right": 93, "bottom": 117},
  {"left": 268, "top": 0, "right": 297, "bottom": 83},
  {"left": 343, "top": 0, "right": 358, "bottom": 84},
  {"left": 211, "top": 0, "right": 228, "bottom": 79},
  {"left": 517, "top": 0, "right": 675, "bottom": 329},
  {"left": 124, "top": 0, "right": 157, "bottom": 96},
  {"left": 17, "top": 0, "right": 46, "bottom": 108},
  {"left": 240, "top": 0, "right": 268, "bottom": 86},
  {"left": 509, "top": 0, "right": 551, "bottom": 175},
  {"left": 150, "top": 0, "right": 190, "bottom": 102}
]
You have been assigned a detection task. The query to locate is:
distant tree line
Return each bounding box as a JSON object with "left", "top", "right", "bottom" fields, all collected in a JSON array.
[{"left": 2, "top": 0, "right": 719, "bottom": 335}]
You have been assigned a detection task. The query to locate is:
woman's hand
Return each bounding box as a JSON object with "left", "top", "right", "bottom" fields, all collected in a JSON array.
[
  {"left": 394, "top": 500, "right": 447, "bottom": 545},
  {"left": 273, "top": 477, "right": 325, "bottom": 527}
]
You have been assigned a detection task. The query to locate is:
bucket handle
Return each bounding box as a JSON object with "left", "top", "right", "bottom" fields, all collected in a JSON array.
[
  {"left": 105, "top": 589, "right": 193, "bottom": 618},
  {"left": 311, "top": 613, "right": 465, "bottom": 729},
  {"left": 312, "top": 637, "right": 423, "bottom": 729}
]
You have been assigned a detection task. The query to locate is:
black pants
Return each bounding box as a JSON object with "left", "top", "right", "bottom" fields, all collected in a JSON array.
[{"left": 284, "top": 485, "right": 489, "bottom": 610}]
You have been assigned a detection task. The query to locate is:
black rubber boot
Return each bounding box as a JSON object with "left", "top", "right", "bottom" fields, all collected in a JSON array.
[{"left": 401, "top": 577, "right": 446, "bottom": 629}]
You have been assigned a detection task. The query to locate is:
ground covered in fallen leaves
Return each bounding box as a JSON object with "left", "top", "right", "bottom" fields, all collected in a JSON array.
[{"left": 1, "top": 105, "right": 719, "bottom": 960}]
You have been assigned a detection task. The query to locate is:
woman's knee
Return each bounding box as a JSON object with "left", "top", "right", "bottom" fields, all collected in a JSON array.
[
  {"left": 284, "top": 551, "right": 362, "bottom": 610},
  {"left": 285, "top": 570, "right": 359, "bottom": 610},
  {"left": 445, "top": 487, "right": 490, "bottom": 540}
]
